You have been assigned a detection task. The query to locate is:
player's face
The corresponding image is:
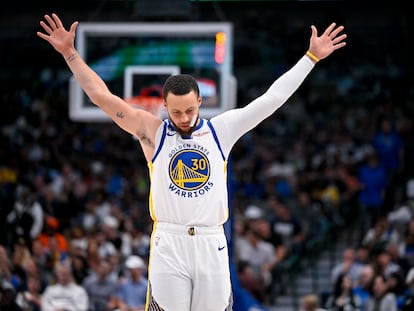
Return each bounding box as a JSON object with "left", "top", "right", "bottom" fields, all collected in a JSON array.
[{"left": 164, "top": 90, "right": 201, "bottom": 135}]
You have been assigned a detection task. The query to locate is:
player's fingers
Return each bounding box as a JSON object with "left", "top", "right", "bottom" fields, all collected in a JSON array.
[
  {"left": 69, "top": 21, "right": 79, "bottom": 34},
  {"left": 39, "top": 20, "right": 53, "bottom": 34},
  {"left": 44, "top": 14, "right": 58, "bottom": 30},
  {"left": 310, "top": 25, "right": 318, "bottom": 37},
  {"left": 332, "top": 33, "right": 347, "bottom": 45},
  {"left": 323, "top": 22, "right": 336, "bottom": 37},
  {"left": 329, "top": 25, "right": 345, "bottom": 39},
  {"left": 36, "top": 31, "right": 46, "bottom": 39},
  {"left": 36, "top": 31, "right": 50, "bottom": 41},
  {"left": 52, "top": 13, "right": 64, "bottom": 29},
  {"left": 333, "top": 42, "right": 347, "bottom": 50}
]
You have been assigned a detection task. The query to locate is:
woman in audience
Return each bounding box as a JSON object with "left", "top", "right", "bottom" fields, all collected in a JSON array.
[
  {"left": 365, "top": 274, "right": 397, "bottom": 311},
  {"left": 325, "top": 272, "right": 362, "bottom": 311}
]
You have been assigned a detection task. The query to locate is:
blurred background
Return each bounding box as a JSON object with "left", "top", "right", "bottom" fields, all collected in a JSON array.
[{"left": 1, "top": 1, "right": 413, "bottom": 311}]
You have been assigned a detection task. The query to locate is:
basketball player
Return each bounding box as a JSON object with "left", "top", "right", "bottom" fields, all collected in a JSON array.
[{"left": 37, "top": 13, "right": 346, "bottom": 311}]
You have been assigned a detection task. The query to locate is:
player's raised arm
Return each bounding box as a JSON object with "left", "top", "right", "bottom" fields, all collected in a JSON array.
[{"left": 37, "top": 13, "right": 162, "bottom": 160}]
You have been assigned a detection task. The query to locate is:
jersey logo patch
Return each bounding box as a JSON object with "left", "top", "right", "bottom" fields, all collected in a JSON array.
[{"left": 169, "top": 149, "right": 210, "bottom": 191}]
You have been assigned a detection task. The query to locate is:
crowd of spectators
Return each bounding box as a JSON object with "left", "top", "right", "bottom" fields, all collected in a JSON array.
[{"left": 1, "top": 2, "right": 413, "bottom": 310}]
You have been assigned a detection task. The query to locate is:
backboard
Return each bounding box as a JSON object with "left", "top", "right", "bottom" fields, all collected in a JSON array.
[{"left": 69, "top": 22, "right": 236, "bottom": 122}]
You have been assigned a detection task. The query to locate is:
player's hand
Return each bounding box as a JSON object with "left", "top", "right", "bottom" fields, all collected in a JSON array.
[
  {"left": 308, "top": 22, "right": 347, "bottom": 61},
  {"left": 37, "top": 13, "right": 78, "bottom": 56}
]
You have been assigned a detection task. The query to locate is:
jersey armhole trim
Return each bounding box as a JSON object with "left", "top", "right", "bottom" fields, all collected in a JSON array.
[
  {"left": 152, "top": 121, "right": 167, "bottom": 162},
  {"left": 207, "top": 120, "right": 225, "bottom": 161}
]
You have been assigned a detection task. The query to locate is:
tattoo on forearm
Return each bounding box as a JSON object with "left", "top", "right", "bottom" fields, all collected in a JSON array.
[
  {"left": 116, "top": 111, "right": 125, "bottom": 119},
  {"left": 65, "top": 53, "right": 78, "bottom": 62}
]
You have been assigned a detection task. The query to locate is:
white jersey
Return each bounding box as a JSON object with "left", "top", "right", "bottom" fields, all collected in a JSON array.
[
  {"left": 147, "top": 55, "right": 315, "bottom": 227},
  {"left": 149, "top": 118, "right": 229, "bottom": 226}
]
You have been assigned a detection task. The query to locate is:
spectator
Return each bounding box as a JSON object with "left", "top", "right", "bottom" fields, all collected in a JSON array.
[
  {"left": 41, "top": 263, "right": 89, "bottom": 311},
  {"left": 126, "top": 222, "right": 151, "bottom": 259},
  {"left": 365, "top": 274, "right": 397, "bottom": 311},
  {"left": 67, "top": 224, "right": 88, "bottom": 256},
  {"left": 372, "top": 119, "right": 404, "bottom": 177},
  {"left": 235, "top": 221, "right": 275, "bottom": 302},
  {"left": 30, "top": 239, "right": 53, "bottom": 285},
  {"left": 0, "top": 278, "right": 21, "bottom": 311},
  {"left": 112, "top": 255, "right": 147, "bottom": 311},
  {"left": 325, "top": 272, "right": 362, "bottom": 311},
  {"left": 37, "top": 216, "right": 69, "bottom": 254},
  {"left": 9, "top": 241, "right": 31, "bottom": 292},
  {"left": 386, "top": 242, "right": 410, "bottom": 277},
  {"left": 398, "top": 217, "right": 414, "bottom": 267},
  {"left": 354, "top": 245, "right": 370, "bottom": 267},
  {"left": 372, "top": 119, "right": 404, "bottom": 213},
  {"left": 357, "top": 151, "right": 388, "bottom": 237},
  {"left": 353, "top": 264, "right": 375, "bottom": 311},
  {"left": 300, "top": 294, "right": 327, "bottom": 311},
  {"left": 82, "top": 258, "right": 119, "bottom": 311},
  {"left": 15, "top": 275, "right": 42, "bottom": 311},
  {"left": 331, "top": 248, "right": 363, "bottom": 286},
  {"left": 76, "top": 198, "right": 100, "bottom": 234},
  {"left": 237, "top": 260, "right": 266, "bottom": 303},
  {"left": 6, "top": 183, "right": 44, "bottom": 252},
  {"left": 335, "top": 163, "right": 362, "bottom": 224},
  {"left": 361, "top": 216, "right": 399, "bottom": 256},
  {"left": 100, "top": 215, "right": 123, "bottom": 255},
  {"left": 107, "top": 252, "right": 124, "bottom": 282},
  {"left": 245, "top": 204, "right": 287, "bottom": 268},
  {"left": 402, "top": 267, "right": 414, "bottom": 311},
  {"left": 93, "top": 190, "right": 112, "bottom": 223},
  {"left": 248, "top": 209, "right": 288, "bottom": 299},
  {"left": 386, "top": 271, "right": 407, "bottom": 310},
  {"left": 269, "top": 200, "right": 305, "bottom": 257},
  {"left": 85, "top": 236, "right": 103, "bottom": 272},
  {"left": 373, "top": 249, "right": 401, "bottom": 280},
  {"left": 70, "top": 254, "right": 89, "bottom": 285},
  {"left": 387, "top": 199, "right": 413, "bottom": 239},
  {"left": 95, "top": 230, "right": 118, "bottom": 260},
  {"left": 295, "top": 191, "right": 330, "bottom": 240}
]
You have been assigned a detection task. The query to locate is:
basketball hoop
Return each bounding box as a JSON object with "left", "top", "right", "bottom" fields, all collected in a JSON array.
[{"left": 125, "top": 95, "right": 164, "bottom": 118}]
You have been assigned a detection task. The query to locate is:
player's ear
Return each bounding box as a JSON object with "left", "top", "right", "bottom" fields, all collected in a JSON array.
[{"left": 197, "top": 96, "right": 202, "bottom": 107}]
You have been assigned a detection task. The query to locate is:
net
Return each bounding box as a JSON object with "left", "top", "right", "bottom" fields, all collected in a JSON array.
[{"left": 125, "top": 95, "right": 164, "bottom": 118}]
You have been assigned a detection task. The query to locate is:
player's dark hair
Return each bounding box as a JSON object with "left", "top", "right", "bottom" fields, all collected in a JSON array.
[{"left": 162, "top": 74, "right": 200, "bottom": 101}]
